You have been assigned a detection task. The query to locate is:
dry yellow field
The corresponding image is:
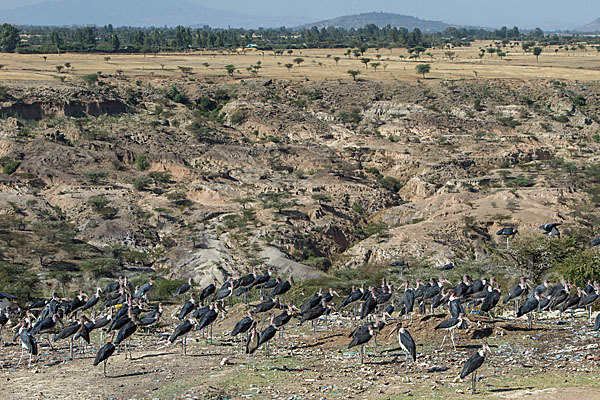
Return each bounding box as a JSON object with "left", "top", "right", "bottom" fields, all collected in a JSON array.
[{"left": 1, "top": 40, "right": 600, "bottom": 84}]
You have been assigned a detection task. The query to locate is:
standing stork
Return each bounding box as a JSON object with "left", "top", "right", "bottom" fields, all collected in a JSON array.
[
  {"left": 387, "top": 321, "right": 416, "bottom": 371},
  {"left": 134, "top": 277, "right": 154, "bottom": 302},
  {"left": 517, "top": 292, "right": 540, "bottom": 329},
  {"left": 503, "top": 276, "right": 529, "bottom": 316},
  {"left": 270, "top": 276, "right": 294, "bottom": 304},
  {"left": 114, "top": 311, "right": 138, "bottom": 359},
  {"left": 173, "top": 278, "right": 193, "bottom": 303},
  {"left": 17, "top": 320, "right": 38, "bottom": 368},
  {"left": 245, "top": 321, "right": 259, "bottom": 369},
  {"left": 435, "top": 313, "right": 465, "bottom": 350},
  {"left": 231, "top": 311, "right": 255, "bottom": 345},
  {"left": 199, "top": 279, "right": 217, "bottom": 305},
  {"left": 81, "top": 287, "right": 102, "bottom": 312},
  {"left": 496, "top": 227, "right": 518, "bottom": 249},
  {"left": 258, "top": 314, "right": 277, "bottom": 356},
  {"left": 299, "top": 299, "right": 330, "bottom": 341},
  {"left": 273, "top": 304, "right": 294, "bottom": 345},
  {"left": 348, "top": 325, "right": 374, "bottom": 364},
  {"left": 167, "top": 317, "right": 197, "bottom": 355},
  {"left": 460, "top": 343, "right": 492, "bottom": 393},
  {"left": 93, "top": 331, "right": 116, "bottom": 378}
]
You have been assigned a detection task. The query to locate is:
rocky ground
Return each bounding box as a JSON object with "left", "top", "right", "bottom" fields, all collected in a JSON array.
[{"left": 1, "top": 303, "right": 599, "bottom": 400}]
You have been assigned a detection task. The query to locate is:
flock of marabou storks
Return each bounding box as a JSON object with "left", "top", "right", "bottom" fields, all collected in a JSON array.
[{"left": 1, "top": 222, "right": 600, "bottom": 393}]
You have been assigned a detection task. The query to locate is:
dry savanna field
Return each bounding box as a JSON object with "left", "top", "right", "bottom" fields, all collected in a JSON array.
[{"left": 1, "top": 41, "right": 600, "bottom": 84}]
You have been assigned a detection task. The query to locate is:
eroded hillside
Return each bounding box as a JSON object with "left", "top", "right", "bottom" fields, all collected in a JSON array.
[{"left": 1, "top": 75, "right": 599, "bottom": 294}]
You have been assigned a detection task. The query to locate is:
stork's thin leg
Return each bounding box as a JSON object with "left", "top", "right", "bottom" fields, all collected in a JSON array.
[
  {"left": 103, "top": 359, "right": 107, "bottom": 378},
  {"left": 47, "top": 333, "right": 54, "bottom": 350},
  {"left": 181, "top": 338, "right": 184, "bottom": 355},
  {"left": 374, "top": 334, "right": 377, "bottom": 352},
  {"left": 360, "top": 344, "right": 365, "bottom": 364},
  {"left": 450, "top": 330, "right": 456, "bottom": 351},
  {"left": 210, "top": 324, "right": 213, "bottom": 343},
  {"left": 313, "top": 321, "right": 317, "bottom": 342},
  {"left": 69, "top": 337, "right": 73, "bottom": 359},
  {"left": 28, "top": 352, "right": 32, "bottom": 369},
  {"left": 441, "top": 333, "right": 447, "bottom": 349},
  {"left": 571, "top": 310, "right": 574, "bottom": 327},
  {"left": 17, "top": 347, "right": 24, "bottom": 367}
]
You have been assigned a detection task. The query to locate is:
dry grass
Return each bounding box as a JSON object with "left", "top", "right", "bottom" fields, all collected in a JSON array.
[{"left": 1, "top": 41, "right": 600, "bottom": 85}]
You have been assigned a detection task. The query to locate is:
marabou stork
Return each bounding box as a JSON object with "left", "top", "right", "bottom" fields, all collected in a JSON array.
[
  {"left": 81, "top": 287, "right": 102, "bottom": 312},
  {"left": 177, "top": 295, "right": 197, "bottom": 320},
  {"left": 593, "top": 313, "right": 600, "bottom": 331},
  {"left": 30, "top": 313, "right": 62, "bottom": 349},
  {"left": 273, "top": 304, "right": 294, "bottom": 345},
  {"left": 460, "top": 343, "right": 492, "bottom": 393},
  {"left": 258, "top": 314, "right": 277, "bottom": 356},
  {"left": 387, "top": 321, "right": 416, "bottom": 370},
  {"left": 348, "top": 324, "right": 374, "bottom": 364},
  {"left": 503, "top": 277, "right": 529, "bottom": 315},
  {"left": 17, "top": 321, "right": 38, "bottom": 368},
  {"left": 517, "top": 292, "right": 540, "bottom": 329},
  {"left": 435, "top": 313, "right": 465, "bottom": 350},
  {"left": 173, "top": 278, "right": 193, "bottom": 303},
  {"left": 245, "top": 321, "right": 259, "bottom": 368},
  {"left": 231, "top": 311, "right": 255, "bottom": 341},
  {"left": 93, "top": 331, "right": 116, "bottom": 377},
  {"left": 133, "top": 277, "right": 154, "bottom": 302},
  {"left": 114, "top": 311, "right": 138, "bottom": 359},
  {"left": 496, "top": 227, "right": 518, "bottom": 249},
  {"left": 300, "top": 299, "right": 330, "bottom": 341},
  {"left": 270, "top": 276, "right": 294, "bottom": 304},
  {"left": 167, "top": 317, "right": 197, "bottom": 355},
  {"left": 253, "top": 296, "right": 279, "bottom": 315},
  {"left": 199, "top": 279, "right": 217, "bottom": 305}
]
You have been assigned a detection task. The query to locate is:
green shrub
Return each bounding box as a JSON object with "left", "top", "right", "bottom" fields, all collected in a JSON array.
[
  {"left": 230, "top": 110, "right": 247, "bottom": 125},
  {"left": 378, "top": 176, "right": 403, "bottom": 192},
  {"left": 133, "top": 175, "right": 152, "bottom": 191},
  {"left": 79, "top": 258, "right": 119, "bottom": 278},
  {"left": 136, "top": 154, "right": 149, "bottom": 171},
  {"left": 0, "top": 261, "right": 41, "bottom": 300},
  {"left": 559, "top": 250, "right": 600, "bottom": 287},
  {"left": 2, "top": 160, "right": 20, "bottom": 174},
  {"left": 153, "top": 278, "right": 186, "bottom": 301}
]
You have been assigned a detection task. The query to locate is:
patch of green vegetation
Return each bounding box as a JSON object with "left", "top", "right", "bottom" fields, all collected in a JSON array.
[{"left": 2, "top": 160, "right": 20, "bottom": 175}]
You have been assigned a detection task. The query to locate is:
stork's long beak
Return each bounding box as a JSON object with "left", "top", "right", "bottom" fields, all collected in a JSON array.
[{"left": 387, "top": 325, "right": 399, "bottom": 339}]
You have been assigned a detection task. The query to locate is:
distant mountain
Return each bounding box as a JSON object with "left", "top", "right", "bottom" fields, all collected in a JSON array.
[
  {"left": 0, "top": 0, "right": 310, "bottom": 28},
  {"left": 300, "top": 12, "right": 452, "bottom": 32},
  {"left": 574, "top": 18, "right": 600, "bottom": 32}
]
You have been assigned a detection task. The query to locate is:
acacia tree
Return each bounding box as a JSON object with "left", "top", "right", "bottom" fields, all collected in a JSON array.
[
  {"left": 293, "top": 57, "right": 304, "bottom": 65},
  {"left": 360, "top": 57, "right": 371, "bottom": 69},
  {"left": 347, "top": 69, "right": 360, "bottom": 81},
  {"left": 333, "top": 56, "right": 341, "bottom": 65},
  {"left": 416, "top": 63, "right": 430, "bottom": 78},
  {"left": 533, "top": 47, "right": 542, "bottom": 62},
  {"left": 225, "top": 64, "right": 235, "bottom": 76}
]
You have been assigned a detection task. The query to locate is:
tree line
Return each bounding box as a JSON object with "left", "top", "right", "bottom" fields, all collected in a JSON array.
[{"left": 1, "top": 22, "right": 599, "bottom": 54}]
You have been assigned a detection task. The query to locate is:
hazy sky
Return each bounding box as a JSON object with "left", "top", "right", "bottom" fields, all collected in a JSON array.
[{"left": 0, "top": 0, "right": 597, "bottom": 29}]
